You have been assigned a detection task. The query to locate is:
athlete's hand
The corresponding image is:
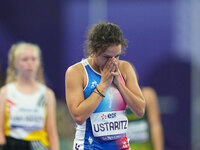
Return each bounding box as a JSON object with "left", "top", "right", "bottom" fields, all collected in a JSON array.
[
  {"left": 112, "top": 58, "right": 122, "bottom": 87},
  {"left": 99, "top": 58, "right": 116, "bottom": 89}
]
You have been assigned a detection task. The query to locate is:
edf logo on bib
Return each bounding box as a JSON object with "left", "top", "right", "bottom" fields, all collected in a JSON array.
[{"left": 101, "top": 113, "right": 116, "bottom": 120}]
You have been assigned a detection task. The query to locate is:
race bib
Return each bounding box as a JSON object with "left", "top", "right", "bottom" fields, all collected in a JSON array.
[
  {"left": 10, "top": 106, "right": 45, "bottom": 131},
  {"left": 90, "top": 111, "right": 128, "bottom": 141}
]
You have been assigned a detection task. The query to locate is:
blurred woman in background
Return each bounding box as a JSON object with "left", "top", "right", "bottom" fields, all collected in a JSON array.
[
  {"left": 0, "top": 42, "right": 59, "bottom": 150},
  {"left": 126, "top": 87, "right": 164, "bottom": 150}
]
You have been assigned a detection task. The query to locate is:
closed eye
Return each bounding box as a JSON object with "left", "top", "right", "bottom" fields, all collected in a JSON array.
[
  {"left": 115, "top": 55, "right": 120, "bottom": 58},
  {"left": 103, "top": 54, "right": 120, "bottom": 59},
  {"left": 104, "top": 56, "right": 111, "bottom": 59}
]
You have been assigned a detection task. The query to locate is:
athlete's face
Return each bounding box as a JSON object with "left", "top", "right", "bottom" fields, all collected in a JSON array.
[
  {"left": 14, "top": 47, "right": 40, "bottom": 79},
  {"left": 94, "top": 45, "right": 122, "bottom": 71}
]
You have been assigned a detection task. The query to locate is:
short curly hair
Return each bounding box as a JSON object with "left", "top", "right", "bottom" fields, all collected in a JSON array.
[{"left": 84, "top": 22, "right": 128, "bottom": 56}]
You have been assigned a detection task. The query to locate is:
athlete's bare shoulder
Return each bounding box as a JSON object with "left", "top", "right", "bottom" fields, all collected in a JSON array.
[
  {"left": 66, "top": 61, "right": 85, "bottom": 75},
  {"left": 44, "top": 86, "right": 56, "bottom": 104},
  {"left": 0, "top": 84, "right": 8, "bottom": 103},
  {"left": 118, "top": 60, "right": 137, "bottom": 80},
  {"left": 118, "top": 60, "right": 134, "bottom": 67},
  {"left": 118, "top": 60, "right": 136, "bottom": 72},
  {"left": 0, "top": 84, "right": 8, "bottom": 95},
  {"left": 65, "top": 61, "right": 86, "bottom": 87}
]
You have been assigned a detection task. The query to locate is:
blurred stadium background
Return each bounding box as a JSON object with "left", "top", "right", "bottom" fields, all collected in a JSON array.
[{"left": 1, "top": 0, "right": 200, "bottom": 149}]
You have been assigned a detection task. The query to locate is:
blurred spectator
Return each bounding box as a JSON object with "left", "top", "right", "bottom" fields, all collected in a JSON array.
[
  {"left": 126, "top": 87, "right": 164, "bottom": 150},
  {"left": 0, "top": 42, "right": 59, "bottom": 150}
]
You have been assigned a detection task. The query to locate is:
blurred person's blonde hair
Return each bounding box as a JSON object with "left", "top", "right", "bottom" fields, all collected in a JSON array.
[{"left": 6, "top": 42, "right": 45, "bottom": 84}]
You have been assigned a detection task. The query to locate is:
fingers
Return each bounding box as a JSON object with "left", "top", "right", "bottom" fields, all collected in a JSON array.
[
  {"left": 101, "top": 57, "right": 118, "bottom": 77},
  {"left": 100, "top": 57, "right": 119, "bottom": 87},
  {"left": 113, "top": 58, "right": 119, "bottom": 72},
  {"left": 106, "top": 58, "right": 118, "bottom": 71},
  {"left": 104, "top": 58, "right": 114, "bottom": 71},
  {"left": 110, "top": 57, "right": 119, "bottom": 73},
  {"left": 111, "top": 71, "right": 119, "bottom": 76}
]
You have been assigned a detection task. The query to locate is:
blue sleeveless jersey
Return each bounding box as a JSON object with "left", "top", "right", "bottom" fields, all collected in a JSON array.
[{"left": 73, "top": 59, "right": 130, "bottom": 150}]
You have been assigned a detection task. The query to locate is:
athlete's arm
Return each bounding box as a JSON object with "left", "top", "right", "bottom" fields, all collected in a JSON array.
[
  {"left": 45, "top": 88, "right": 59, "bottom": 150},
  {"left": 113, "top": 61, "right": 146, "bottom": 117},
  {"left": 143, "top": 87, "right": 164, "bottom": 150},
  {"left": 0, "top": 86, "right": 7, "bottom": 145},
  {"left": 65, "top": 61, "right": 114, "bottom": 125}
]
